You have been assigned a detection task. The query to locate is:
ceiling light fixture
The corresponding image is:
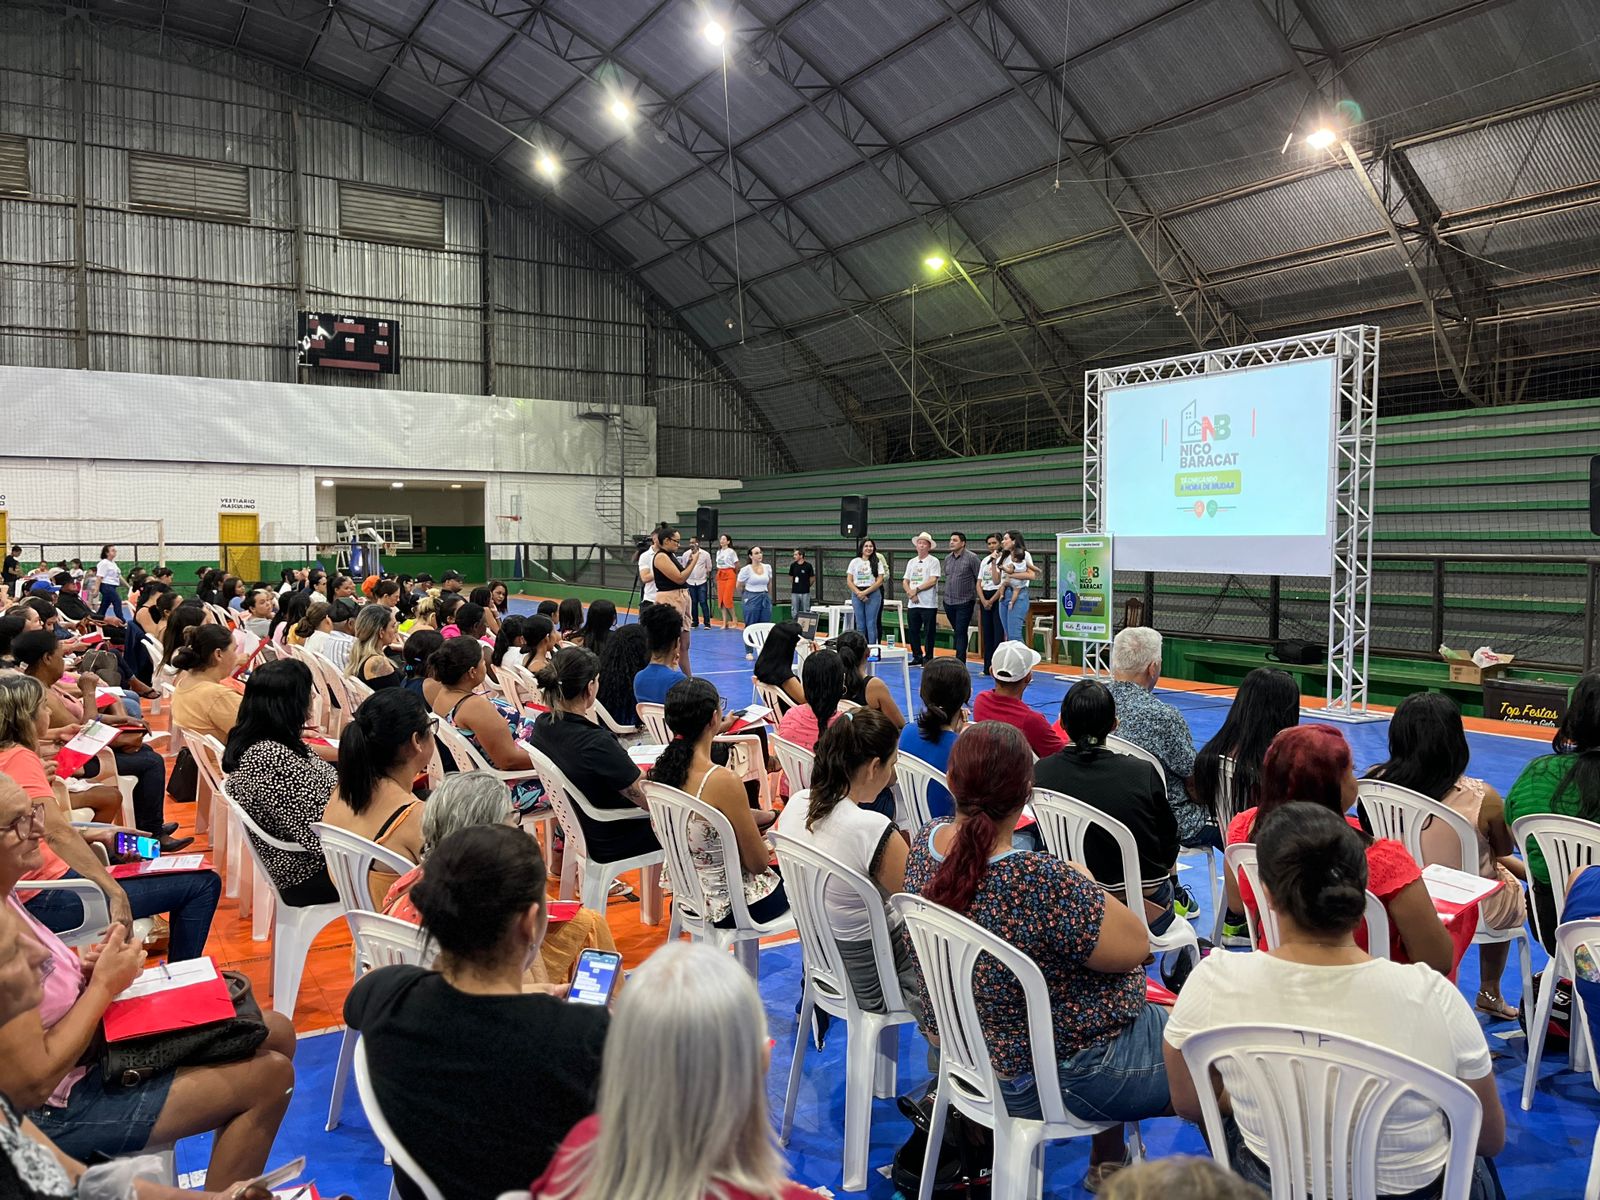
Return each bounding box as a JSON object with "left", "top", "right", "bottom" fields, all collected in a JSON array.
[
  {"left": 391, "top": 481, "right": 405, "bottom": 489},
  {"left": 320, "top": 479, "right": 334, "bottom": 488},
  {"left": 608, "top": 97, "right": 632, "bottom": 123},
  {"left": 924, "top": 254, "right": 947, "bottom": 272},
  {"left": 450, "top": 483, "right": 463, "bottom": 489},
  {"left": 1306, "top": 127, "right": 1338, "bottom": 150},
  {"left": 703, "top": 20, "right": 726, "bottom": 45},
  {"left": 535, "top": 152, "right": 558, "bottom": 178}
]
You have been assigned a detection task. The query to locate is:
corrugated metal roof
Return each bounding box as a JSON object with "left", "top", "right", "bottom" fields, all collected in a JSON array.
[
  {"left": 1164, "top": 169, "right": 1384, "bottom": 275},
  {"left": 791, "top": 167, "right": 913, "bottom": 245},
  {"left": 846, "top": 21, "right": 1010, "bottom": 142},
  {"left": 903, "top": 95, "right": 1059, "bottom": 198},
  {"left": 786, "top": 0, "right": 945, "bottom": 82}
]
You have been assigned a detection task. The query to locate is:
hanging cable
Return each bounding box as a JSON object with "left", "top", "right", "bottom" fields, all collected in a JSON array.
[
  {"left": 719, "top": 40, "right": 746, "bottom": 343},
  {"left": 1051, "top": 0, "right": 1072, "bottom": 190}
]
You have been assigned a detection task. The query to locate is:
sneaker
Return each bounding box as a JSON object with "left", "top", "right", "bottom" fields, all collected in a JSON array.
[
  {"left": 1171, "top": 881, "right": 1199, "bottom": 919},
  {"left": 1220, "top": 918, "right": 1252, "bottom": 948},
  {"left": 745, "top": 652, "right": 754, "bottom": 661}
]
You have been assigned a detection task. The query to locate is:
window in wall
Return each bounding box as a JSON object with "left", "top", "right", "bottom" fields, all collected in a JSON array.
[
  {"left": 338, "top": 182, "right": 447, "bottom": 250},
  {"left": 127, "top": 151, "right": 251, "bottom": 221},
  {"left": 0, "top": 135, "right": 29, "bottom": 196}
]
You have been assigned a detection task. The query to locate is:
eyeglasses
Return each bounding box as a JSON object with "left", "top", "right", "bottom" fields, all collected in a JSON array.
[{"left": 2, "top": 802, "right": 46, "bottom": 843}]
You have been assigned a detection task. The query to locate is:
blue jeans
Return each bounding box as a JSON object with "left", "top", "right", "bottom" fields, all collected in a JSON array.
[
  {"left": 25, "top": 868, "right": 222, "bottom": 960},
  {"left": 944, "top": 599, "right": 975, "bottom": 663},
  {"left": 851, "top": 590, "right": 883, "bottom": 642},
  {"left": 742, "top": 591, "right": 771, "bottom": 627},
  {"left": 96, "top": 582, "right": 127, "bottom": 622},
  {"left": 791, "top": 592, "right": 812, "bottom": 617},
  {"left": 999, "top": 587, "right": 1029, "bottom": 642},
  {"left": 997, "top": 1002, "right": 1171, "bottom": 1122},
  {"left": 688, "top": 582, "right": 711, "bottom": 626}
]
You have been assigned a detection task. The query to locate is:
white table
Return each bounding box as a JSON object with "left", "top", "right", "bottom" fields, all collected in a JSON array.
[
  {"left": 821, "top": 604, "right": 854, "bottom": 639},
  {"left": 869, "top": 645, "right": 914, "bottom": 715},
  {"left": 879, "top": 599, "right": 907, "bottom": 645}
]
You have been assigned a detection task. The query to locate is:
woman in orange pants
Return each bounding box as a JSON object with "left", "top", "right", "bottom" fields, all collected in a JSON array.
[{"left": 714, "top": 533, "right": 739, "bottom": 628}]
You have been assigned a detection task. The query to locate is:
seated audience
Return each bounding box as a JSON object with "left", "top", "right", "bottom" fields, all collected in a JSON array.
[
  {"left": 328, "top": 573, "right": 361, "bottom": 631},
  {"left": 1098, "top": 1157, "right": 1267, "bottom": 1200},
  {"left": 774, "top": 708, "right": 922, "bottom": 1018},
  {"left": 557, "top": 598, "right": 584, "bottom": 641},
  {"left": 486, "top": 579, "right": 509, "bottom": 618},
  {"left": 1559, "top": 863, "right": 1600, "bottom": 1054},
  {"left": 530, "top": 942, "right": 818, "bottom": 1200},
  {"left": 1035, "top": 680, "right": 1181, "bottom": 933},
  {"left": 905, "top": 720, "right": 1169, "bottom": 1192},
  {"left": 1225, "top": 725, "right": 1454, "bottom": 974},
  {"left": 1106, "top": 626, "right": 1212, "bottom": 848},
  {"left": 371, "top": 578, "right": 402, "bottom": 611},
  {"left": 289, "top": 601, "right": 333, "bottom": 651},
  {"left": 468, "top": 587, "right": 502, "bottom": 635},
  {"left": 323, "top": 688, "right": 429, "bottom": 906},
  {"left": 269, "top": 588, "right": 308, "bottom": 644},
  {"left": 897, "top": 658, "right": 969, "bottom": 819},
  {"left": 160, "top": 600, "right": 213, "bottom": 669},
  {"left": 14, "top": 632, "right": 178, "bottom": 851},
  {"left": 528, "top": 649, "right": 659, "bottom": 864},
  {"left": 632, "top": 603, "right": 687, "bottom": 708},
  {"left": 445, "top": 602, "right": 490, "bottom": 646},
  {"left": 346, "top": 603, "right": 402, "bottom": 691},
  {"left": 573, "top": 599, "right": 616, "bottom": 654},
  {"left": 829, "top": 631, "right": 905, "bottom": 729},
  {"left": 751, "top": 620, "right": 806, "bottom": 709},
  {"left": 775, "top": 650, "right": 845, "bottom": 794},
  {"left": 536, "top": 599, "right": 559, "bottom": 621},
  {"left": 1365, "top": 693, "right": 1527, "bottom": 1019},
  {"left": 402, "top": 628, "right": 443, "bottom": 696},
  {"left": 221, "top": 659, "right": 338, "bottom": 906},
  {"left": 650, "top": 678, "right": 786, "bottom": 928},
  {"left": 0, "top": 777, "right": 295, "bottom": 1185},
  {"left": 381, "top": 772, "right": 615, "bottom": 987},
  {"left": 169, "top": 623, "right": 243, "bottom": 742},
  {"left": 425, "top": 637, "right": 542, "bottom": 813},
  {"left": 521, "top": 614, "right": 559, "bottom": 676},
  {"left": 347, "top": 825, "right": 607, "bottom": 1200},
  {"left": 399, "top": 593, "right": 439, "bottom": 635},
  {"left": 1165, "top": 802, "right": 1504, "bottom": 1199},
  {"left": 595, "top": 624, "right": 649, "bottom": 728},
  {"left": 1506, "top": 670, "right": 1600, "bottom": 950},
  {"left": 971, "top": 642, "right": 1063, "bottom": 758},
  {"left": 0, "top": 677, "right": 219, "bottom": 961},
  {"left": 436, "top": 594, "right": 464, "bottom": 634}
]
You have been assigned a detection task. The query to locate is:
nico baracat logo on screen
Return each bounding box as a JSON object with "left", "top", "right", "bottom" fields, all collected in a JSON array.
[{"left": 1166, "top": 399, "right": 1246, "bottom": 519}]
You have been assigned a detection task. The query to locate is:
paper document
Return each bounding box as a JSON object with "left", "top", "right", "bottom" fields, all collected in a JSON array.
[
  {"left": 628, "top": 744, "right": 666, "bottom": 768},
  {"left": 117, "top": 957, "right": 220, "bottom": 1001},
  {"left": 1422, "top": 862, "right": 1501, "bottom": 908},
  {"left": 54, "top": 720, "right": 121, "bottom": 775}
]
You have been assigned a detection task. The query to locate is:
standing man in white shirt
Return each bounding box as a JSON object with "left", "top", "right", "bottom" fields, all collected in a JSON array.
[
  {"left": 684, "top": 536, "right": 712, "bottom": 628},
  {"left": 902, "top": 531, "right": 941, "bottom": 666},
  {"left": 977, "top": 533, "right": 1005, "bottom": 675}
]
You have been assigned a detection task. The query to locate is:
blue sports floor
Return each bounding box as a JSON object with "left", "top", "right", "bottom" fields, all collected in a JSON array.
[{"left": 179, "top": 620, "right": 1593, "bottom": 1198}]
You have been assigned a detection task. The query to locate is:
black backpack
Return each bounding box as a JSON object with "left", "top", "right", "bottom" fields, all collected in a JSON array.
[{"left": 890, "top": 1095, "right": 993, "bottom": 1199}]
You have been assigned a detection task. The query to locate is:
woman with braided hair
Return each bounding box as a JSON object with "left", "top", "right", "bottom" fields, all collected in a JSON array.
[{"left": 903, "top": 720, "right": 1167, "bottom": 1194}]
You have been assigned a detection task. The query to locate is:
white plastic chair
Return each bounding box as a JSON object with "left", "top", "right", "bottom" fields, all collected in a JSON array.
[
  {"left": 1106, "top": 733, "right": 1220, "bottom": 916},
  {"left": 773, "top": 735, "right": 814, "bottom": 794},
  {"left": 773, "top": 833, "right": 918, "bottom": 1191},
  {"left": 431, "top": 719, "right": 554, "bottom": 845},
  {"left": 355, "top": 1039, "right": 447, "bottom": 1200},
  {"left": 1228, "top": 841, "right": 1390, "bottom": 958},
  {"left": 323, "top": 904, "right": 432, "bottom": 1134},
  {"left": 753, "top": 678, "right": 796, "bottom": 717},
  {"left": 1587, "top": 1123, "right": 1600, "bottom": 1200},
  {"left": 635, "top": 700, "right": 669, "bottom": 744},
  {"left": 1030, "top": 787, "right": 1200, "bottom": 965},
  {"left": 1357, "top": 779, "right": 1533, "bottom": 1024},
  {"left": 219, "top": 779, "right": 343, "bottom": 1017},
  {"left": 742, "top": 621, "right": 774, "bottom": 655},
  {"left": 524, "top": 744, "right": 665, "bottom": 927},
  {"left": 592, "top": 698, "right": 641, "bottom": 742},
  {"left": 893, "top": 754, "right": 949, "bottom": 834},
  {"left": 1512, "top": 813, "right": 1600, "bottom": 941},
  {"left": 890, "top": 893, "right": 1121, "bottom": 1200},
  {"left": 191, "top": 733, "right": 260, "bottom": 919},
  {"left": 1521, "top": 917, "right": 1600, "bottom": 1110},
  {"left": 23, "top": 878, "right": 110, "bottom": 946},
  {"left": 644, "top": 781, "right": 794, "bottom": 978},
  {"left": 310, "top": 822, "right": 419, "bottom": 1131},
  {"left": 1177, "top": 1023, "right": 1482, "bottom": 1200}
]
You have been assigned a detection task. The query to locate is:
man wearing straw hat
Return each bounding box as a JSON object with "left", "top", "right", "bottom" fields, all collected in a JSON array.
[{"left": 903, "top": 530, "right": 942, "bottom": 666}]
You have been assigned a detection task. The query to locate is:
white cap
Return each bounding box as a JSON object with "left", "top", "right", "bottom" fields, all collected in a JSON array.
[{"left": 991, "top": 641, "right": 1042, "bottom": 683}]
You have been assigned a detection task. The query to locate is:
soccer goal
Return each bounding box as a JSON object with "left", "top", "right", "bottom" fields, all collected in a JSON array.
[{"left": 4, "top": 518, "right": 167, "bottom": 569}]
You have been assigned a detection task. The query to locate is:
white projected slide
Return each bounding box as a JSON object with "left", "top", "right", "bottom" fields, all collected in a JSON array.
[{"left": 1104, "top": 357, "right": 1338, "bottom": 576}]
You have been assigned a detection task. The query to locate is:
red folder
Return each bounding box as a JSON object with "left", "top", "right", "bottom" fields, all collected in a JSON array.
[
  {"left": 103, "top": 973, "right": 234, "bottom": 1041},
  {"left": 547, "top": 901, "right": 581, "bottom": 922}
]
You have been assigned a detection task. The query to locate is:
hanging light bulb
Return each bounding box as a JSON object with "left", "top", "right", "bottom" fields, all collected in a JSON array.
[
  {"left": 703, "top": 20, "right": 726, "bottom": 45},
  {"left": 1306, "top": 127, "right": 1337, "bottom": 150}
]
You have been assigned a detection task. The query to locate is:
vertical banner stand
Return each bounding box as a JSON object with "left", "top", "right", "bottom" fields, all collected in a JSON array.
[
  {"left": 1081, "top": 326, "right": 1379, "bottom": 719},
  {"left": 1056, "top": 532, "right": 1114, "bottom": 675}
]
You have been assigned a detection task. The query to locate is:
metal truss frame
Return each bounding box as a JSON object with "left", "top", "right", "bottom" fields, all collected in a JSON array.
[{"left": 1083, "top": 326, "right": 1379, "bottom": 716}]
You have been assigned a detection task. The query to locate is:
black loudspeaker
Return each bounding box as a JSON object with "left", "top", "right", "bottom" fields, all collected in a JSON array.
[
  {"left": 1591, "top": 455, "right": 1600, "bottom": 536},
  {"left": 696, "top": 506, "right": 718, "bottom": 542},
  {"left": 840, "top": 495, "right": 868, "bottom": 538}
]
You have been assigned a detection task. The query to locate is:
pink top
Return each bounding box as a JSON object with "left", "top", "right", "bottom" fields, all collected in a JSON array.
[
  {"left": 8, "top": 896, "right": 87, "bottom": 1106},
  {"left": 774, "top": 705, "right": 839, "bottom": 798}
]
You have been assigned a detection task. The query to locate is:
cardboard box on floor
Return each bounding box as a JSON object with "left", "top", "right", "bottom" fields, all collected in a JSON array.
[{"left": 1439, "top": 644, "right": 1514, "bottom": 685}]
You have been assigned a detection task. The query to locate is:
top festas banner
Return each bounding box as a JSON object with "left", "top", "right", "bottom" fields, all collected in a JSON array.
[{"left": 1057, "top": 534, "right": 1112, "bottom": 644}]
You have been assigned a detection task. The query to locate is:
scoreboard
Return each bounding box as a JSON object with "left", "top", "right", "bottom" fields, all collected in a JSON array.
[{"left": 297, "top": 311, "right": 400, "bottom": 374}]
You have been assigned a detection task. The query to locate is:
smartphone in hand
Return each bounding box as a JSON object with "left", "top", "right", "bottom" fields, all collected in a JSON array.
[{"left": 568, "top": 949, "right": 622, "bottom": 1006}]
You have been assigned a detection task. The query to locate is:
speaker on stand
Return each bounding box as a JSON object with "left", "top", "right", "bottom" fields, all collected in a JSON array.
[
  {"left": 840, "top": 495, "right": 868, "bottom": 539},
  {"left": 1590, "top": 454, "right": 1600, "bottom": 536},
  {"left": 696, "top": 506, "right": 719, "bottom": 543}
]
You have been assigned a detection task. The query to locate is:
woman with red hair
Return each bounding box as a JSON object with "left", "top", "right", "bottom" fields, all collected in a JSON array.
[
  {"left": 1222, "top": 724, "right": 1454, "bottom": 974},
  {"left": 903, "top": 721, "right": 1168, "bottom": 1194}
]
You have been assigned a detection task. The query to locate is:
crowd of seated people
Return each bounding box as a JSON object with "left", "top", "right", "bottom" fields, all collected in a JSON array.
[{"left": 0, "top": 543, "right": 1571, "bottom": 1200}]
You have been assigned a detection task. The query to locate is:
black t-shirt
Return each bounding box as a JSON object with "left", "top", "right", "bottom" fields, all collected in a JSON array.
[
  {"left": 789, "top": 561, "right": 815, "bottom": 593},
  {"left": 1, "top": 557, "right": 16, "bottom": 585},
  {"left": 1032, "top": 747, "right": 1178, "bottom": 889},
  {"left": 527, "top": 711, "right": 659, "bottom": 862},
  {"left": 56, "top": 592, "right": 92, "bottom": 621},
  {"left": 345, "top": 965, "right": 608, "bottom": 1200}
]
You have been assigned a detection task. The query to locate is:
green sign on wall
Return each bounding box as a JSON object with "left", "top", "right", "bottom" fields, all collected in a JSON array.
[{"left": 1057, "top": 533, "right": 1113, "bottom": 644}]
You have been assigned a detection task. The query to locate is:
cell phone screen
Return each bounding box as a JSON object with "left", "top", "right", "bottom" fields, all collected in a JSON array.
[
  {"left": 569, "top": 949, "right": 622, "bottom": 1006},
  {"left": 114, "top": 832, "right": 161, "bottom": 859}
]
